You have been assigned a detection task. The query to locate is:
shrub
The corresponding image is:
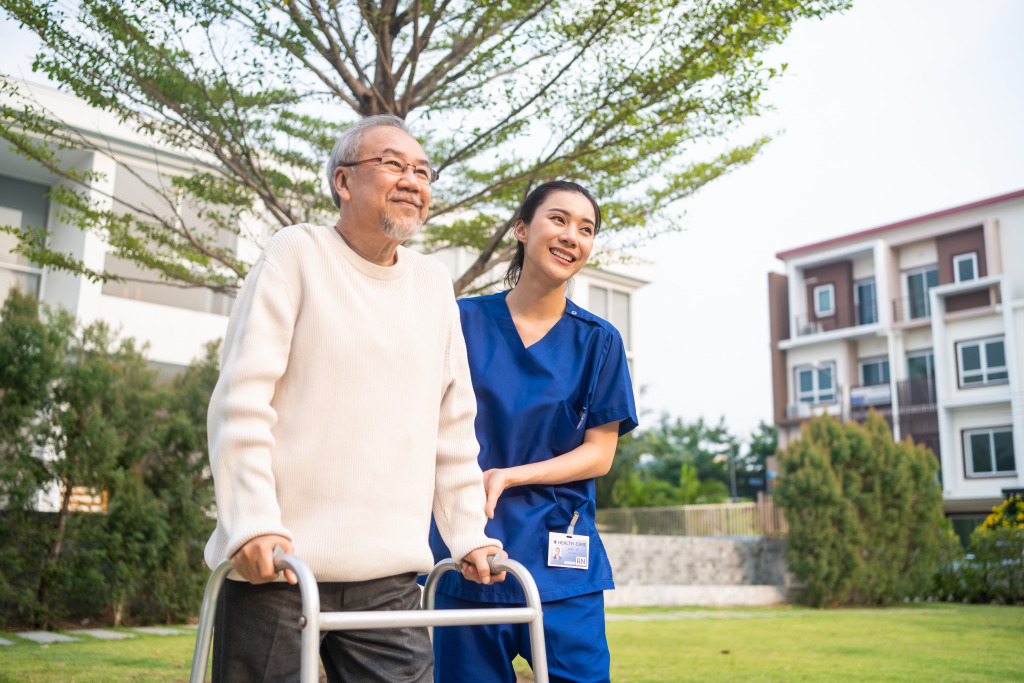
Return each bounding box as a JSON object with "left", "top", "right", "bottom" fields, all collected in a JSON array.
[
  {"left": 933, "top": 499, "right": 1024, "bottom": 604},
  {"left": 775, "top": 412, "right": 946, "bottom": 607},
  {"left": 981, "top": 495, "right": 1024, "bottom": 531},
  {"left": 0, "top": 289, "right": 218, "bottom": 627}
]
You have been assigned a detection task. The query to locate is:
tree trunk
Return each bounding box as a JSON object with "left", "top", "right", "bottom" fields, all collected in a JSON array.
[{"left": 36, "top": 477, "right": 73, "bottom": 626}]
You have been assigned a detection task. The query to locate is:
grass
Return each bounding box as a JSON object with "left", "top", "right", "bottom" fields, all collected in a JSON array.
[
  {"left": 2, "top": 604, "right": 1022, "bottom": 682},
  {"left": 0, "top": 628, "right": 199, "bottom": 682},
  {"left": 601, "top": 603, "right": 1024, "bottom": 682}
]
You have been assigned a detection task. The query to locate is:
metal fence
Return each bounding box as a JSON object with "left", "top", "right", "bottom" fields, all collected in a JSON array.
[{"left": 595, "top": 493, "right": 788, "bottom": 537}]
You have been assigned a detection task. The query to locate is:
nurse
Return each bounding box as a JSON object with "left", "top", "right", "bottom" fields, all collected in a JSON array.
[{"left": 429, "top": 180, "right": 638, "bottom": 683}]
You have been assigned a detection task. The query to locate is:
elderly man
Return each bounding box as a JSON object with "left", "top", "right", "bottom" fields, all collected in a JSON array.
[{"left": 204, "top": 114, "right": 503, "bottom": 682}]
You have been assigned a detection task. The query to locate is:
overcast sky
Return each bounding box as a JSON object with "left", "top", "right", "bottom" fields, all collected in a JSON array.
[
  {"left": 631, "top": 0, "right": 1024, "bottom": 439},
  {"left": 3, "top": 1, "right": 1023, "bottom": 442}
]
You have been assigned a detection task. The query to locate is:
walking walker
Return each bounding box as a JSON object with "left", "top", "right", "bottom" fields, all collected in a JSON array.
[{"left": 189, "top": 550, "right": 549, "bottom": 683}]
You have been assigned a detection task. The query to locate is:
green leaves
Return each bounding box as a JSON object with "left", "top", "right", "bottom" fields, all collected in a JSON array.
[{"left": 598, "top": 414, "right": 759, "bottom": 508}]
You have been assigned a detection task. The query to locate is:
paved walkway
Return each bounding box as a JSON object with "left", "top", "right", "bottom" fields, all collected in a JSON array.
[{"left": 2, "top": 624, "right": 197, "bottom": 645}]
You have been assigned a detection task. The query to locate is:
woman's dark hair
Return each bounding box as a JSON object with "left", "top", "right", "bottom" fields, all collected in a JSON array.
[{"left": 503, "top": 180, "right": 602, "bottom": 288}]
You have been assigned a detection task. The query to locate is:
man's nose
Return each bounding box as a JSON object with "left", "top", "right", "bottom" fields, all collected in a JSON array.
[{"left": 396, "top": 166, "right": 422, "bottom": 188}]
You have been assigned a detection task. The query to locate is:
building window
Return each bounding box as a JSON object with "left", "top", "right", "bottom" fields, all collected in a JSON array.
[
  {"left": 906, "top": 350, "right": 935, "bottom": 380},
  {"left": 795, "top": 363, "right": 836, "bottom": 404},
  {"left": 813, "top": 283, "right": 835, "bottom": 317},
  {"left": 904, "top": 266, "right": 938, "bottom": 319},
  {"left": 964, "top": 427, "right": 1015, "bottom": 477},
  {"left": 854, "top": 279, "right": 877, "bottom": 325},
  {"left": 859, "top": 358, "right": 890, "bottom": 386},
  {"left": 0, "top": 177, "right": 50, "bottom": 300},
  {"left": 957, "top": 336, "right": 1008, "bottom": 387},
  {"left": 905, "top": 349, "right": 936, "bottom": 405},
  {"left": 953, "top": 252, "right": 978, "bottom": 283},
  {"left": 588, "top": 285, "right": 632, "bottom": 352}
]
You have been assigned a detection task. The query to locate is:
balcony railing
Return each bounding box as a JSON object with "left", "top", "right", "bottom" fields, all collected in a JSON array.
[
  {"left": 898, "top": 376, "right": 936, "bottom": 407},
  {"left": 850, "top": 383, "right": 891, "bottom": 407},
  {"left": 793, "top": 300, "right": 878, "bottom": 337},
  {"left": 786, "top": 396, "right": 841, "bottom": 420}
]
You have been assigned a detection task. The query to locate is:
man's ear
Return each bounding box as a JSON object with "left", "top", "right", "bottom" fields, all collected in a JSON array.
[
  {"left": 333, "top": 167, "right": 352, "bottom": 203},
  {"left": 513, "top": 219, "right": 528, "bottom": 244}
]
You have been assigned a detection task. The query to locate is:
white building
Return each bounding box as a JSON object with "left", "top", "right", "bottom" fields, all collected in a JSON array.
[{"left": 767, "top": 189, "right": 1024, "bottom": 539}]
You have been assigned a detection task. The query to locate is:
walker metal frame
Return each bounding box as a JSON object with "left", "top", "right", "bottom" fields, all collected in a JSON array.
[{"left": 188, "top": 551, "right": 548, "bottom": 683}]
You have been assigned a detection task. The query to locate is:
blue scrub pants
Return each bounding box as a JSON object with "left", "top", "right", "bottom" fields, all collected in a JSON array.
[{"left": 432, "top": 591, "right": 610, "bottom": 683}]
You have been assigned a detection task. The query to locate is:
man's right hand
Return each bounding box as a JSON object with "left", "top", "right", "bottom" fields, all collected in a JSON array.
[{"left": 230, "top": 534, "right": 297, "bottom": 585}]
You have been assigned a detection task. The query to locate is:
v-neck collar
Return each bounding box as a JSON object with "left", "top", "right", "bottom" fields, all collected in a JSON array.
[{"left": 497, "top": 290, "right": 576, "bottom": 352}]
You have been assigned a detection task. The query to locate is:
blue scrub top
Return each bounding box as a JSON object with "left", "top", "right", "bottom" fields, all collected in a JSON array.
[{"left": 429, "top": 291, "right": 638, "bottom": 603}]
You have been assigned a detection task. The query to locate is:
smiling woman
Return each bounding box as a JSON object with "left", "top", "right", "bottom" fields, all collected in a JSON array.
[{"left": 427, "top": 180, "right": 638, "bottom": 683}]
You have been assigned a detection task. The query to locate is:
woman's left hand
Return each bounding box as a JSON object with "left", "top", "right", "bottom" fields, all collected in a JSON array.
[{"left": 482, "top": 468, "right": 509, "bottom": 519}]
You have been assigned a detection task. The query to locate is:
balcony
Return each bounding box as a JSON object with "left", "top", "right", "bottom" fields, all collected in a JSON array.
[
  {"left": 899, "top": 376, "right": 937, "bottom": 406},
  {"left": 793, "top": 299, "right": 879, "bottom": 337},
  {"left": 897, "top": 377, "right": 939, "bottom": 460},
  {"left": 850, "top": 383, "right": 891, "bottom": 407},
  {"left": 786, "top": 398, "right": 841, "bottom": 420},
  {"left": 850, "top": 384, "right": 893, "bottom": 427}
]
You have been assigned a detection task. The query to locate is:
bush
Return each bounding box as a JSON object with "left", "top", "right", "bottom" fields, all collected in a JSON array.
[
  {"left": 0, "top": 289, "right": 218, "bottom": 627},
  {"left": 932, "top": 501, "right": 1024, "bottom": 604},
  {"left": 980, "top": 495, "right": 1024, "bottom": 531},
  {"left": 775, "top": 412, "right": 946, "bottom": 607}
]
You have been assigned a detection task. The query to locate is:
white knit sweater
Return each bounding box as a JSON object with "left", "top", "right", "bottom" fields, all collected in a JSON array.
[{"left": 203, "top": 223, "right": 498, "bottom": 581}]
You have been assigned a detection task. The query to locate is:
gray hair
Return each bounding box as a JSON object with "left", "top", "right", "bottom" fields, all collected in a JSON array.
[{"left": 327, "top": 114, "right": 410, "bottom": 208}]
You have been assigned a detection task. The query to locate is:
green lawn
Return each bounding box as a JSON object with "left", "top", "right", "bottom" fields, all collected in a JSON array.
[
  {"left": 601, "top": 604, "right": 1024, "bottom": 682},
  {"left": 0, "top": 628, "right": 199, "bottom": 682},
  {"left": 2, "top": 604, "right": 1021, "bottom": 682}
]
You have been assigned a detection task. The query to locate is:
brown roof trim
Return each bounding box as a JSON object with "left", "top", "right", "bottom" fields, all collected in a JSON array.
[{"left": 775, "top": 188, "right": 1024, "bottom": 260}]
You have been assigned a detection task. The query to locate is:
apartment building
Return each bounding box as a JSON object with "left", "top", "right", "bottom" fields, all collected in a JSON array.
[{"left": 767, "top": 189, "right": 1024, "bottom": 535}]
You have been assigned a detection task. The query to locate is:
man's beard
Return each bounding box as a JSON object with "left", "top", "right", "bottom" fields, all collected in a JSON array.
[{"left": 381, "top": 210, "right": 423, "bottom": 241}]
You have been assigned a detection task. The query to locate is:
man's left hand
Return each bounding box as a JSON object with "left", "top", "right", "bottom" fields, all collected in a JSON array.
[{"left": 461, "top": 546, "right": 506, "bottom": 585}]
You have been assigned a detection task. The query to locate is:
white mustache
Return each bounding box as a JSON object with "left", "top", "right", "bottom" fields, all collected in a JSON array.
[{"left": 388, "top": 193, "right": 423, "bottom": 208}]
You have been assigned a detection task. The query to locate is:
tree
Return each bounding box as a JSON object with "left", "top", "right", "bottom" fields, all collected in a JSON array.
[
  {"left": 1, "top": 0, "right": 849, "bottom": 295},
  {"left": 599, "top": 414, "right": 738, "bottom": 508},
  {"left": 640, "top": 415, "right": 735, "bottom": 495},
  {"left": 0, "top": 288, "right": 64, "bottom": 623},
  {"left": 734, "top": 420, "right": 775, "bottom": 499},
  {"left": 775, "top": 412, "right": 945, "bottom": 607},
  {"left": 0, "top": 288, "right": 60, "bottom": 509},
  {"left": 140, "top": 341, "right": 220, "bottom": 623},
  {"left": 33, "top": 317, "right": 163, "bottom": 623}
]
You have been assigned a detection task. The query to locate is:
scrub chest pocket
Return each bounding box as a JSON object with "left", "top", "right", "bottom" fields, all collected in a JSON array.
[{"left": 550, "top": 400, "right": 587, "bottom": 455}]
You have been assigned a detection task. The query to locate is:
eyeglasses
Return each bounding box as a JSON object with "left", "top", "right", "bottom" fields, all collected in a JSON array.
[{"left": 340, "top": 156, "right": 440, "bottom": 184}]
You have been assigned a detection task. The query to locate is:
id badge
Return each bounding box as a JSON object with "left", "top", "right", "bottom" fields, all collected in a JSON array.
[{"left": 548, "top": 532, "right": 589, "bottom": 569}]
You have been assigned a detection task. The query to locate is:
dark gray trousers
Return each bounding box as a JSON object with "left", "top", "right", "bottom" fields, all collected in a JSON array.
[{"left": 212, "top": 572, "right": 433, "bottom": 683}]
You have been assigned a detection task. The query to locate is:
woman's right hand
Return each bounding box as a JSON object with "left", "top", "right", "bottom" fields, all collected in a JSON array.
[{"left": 482, "top": 468, "right": 510, "bottom": 519}]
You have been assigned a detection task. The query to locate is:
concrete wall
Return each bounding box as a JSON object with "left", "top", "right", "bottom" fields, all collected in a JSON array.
[{"left": 602, "top": 534, "right": 791, "bottom": 607}]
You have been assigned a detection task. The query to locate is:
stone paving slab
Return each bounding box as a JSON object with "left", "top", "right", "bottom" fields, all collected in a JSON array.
[
  {"left": 77, "top": 629, "right": 137, "bottom": 640},
  {"left": 130, "top": 626, "right": 187, "bottom": 636},
  {"left": 0, "top": 637, "right": 14, "bottom": 646},
  {"left": 14, "top": 631, "right": 80, "bottom": 644}
]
